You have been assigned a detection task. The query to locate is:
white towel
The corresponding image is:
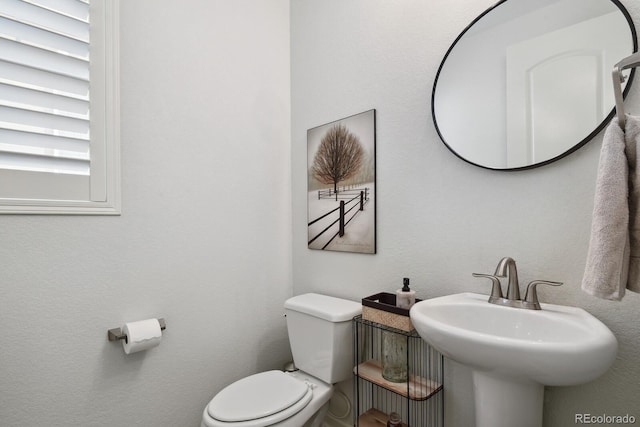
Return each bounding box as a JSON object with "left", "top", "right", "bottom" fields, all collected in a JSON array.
[{"left": 582, "top": 115, "right": 640, "bottom": 300}]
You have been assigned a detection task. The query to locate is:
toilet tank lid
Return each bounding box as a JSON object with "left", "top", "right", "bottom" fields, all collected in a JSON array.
[{"left": 284, "top": 293, "right": 361, "bottom": 322}]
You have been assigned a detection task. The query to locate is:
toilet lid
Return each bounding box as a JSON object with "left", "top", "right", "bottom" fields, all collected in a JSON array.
[{"left": 207, "top": 370, "right": 312, "bottom": 423}]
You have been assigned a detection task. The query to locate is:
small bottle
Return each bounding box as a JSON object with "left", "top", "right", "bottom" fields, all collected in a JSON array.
[
  {"left": 387, "top": 412, "right": 402, "bottom": 427},
  {"left": 396, "top": 277, "right": 416, "bottom": 309}
]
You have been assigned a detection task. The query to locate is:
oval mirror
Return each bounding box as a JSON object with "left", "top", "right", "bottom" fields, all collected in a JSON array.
[{"left": 432, "top": 0, "right": 637, "bottom": 170}]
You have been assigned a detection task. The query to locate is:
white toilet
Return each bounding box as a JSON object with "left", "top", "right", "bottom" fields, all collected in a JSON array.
[{"left": 201, "top": 293, "right": 361, "bottom": 427}]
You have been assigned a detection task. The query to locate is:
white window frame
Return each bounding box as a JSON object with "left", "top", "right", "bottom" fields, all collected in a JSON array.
[{"left": 0, "top": 0, "right": 120, "bottom": 215}]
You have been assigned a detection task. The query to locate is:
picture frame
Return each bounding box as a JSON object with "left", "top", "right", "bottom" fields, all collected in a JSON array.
[{"left": 307, "top": 109, "right": 376, "bottom": 254}]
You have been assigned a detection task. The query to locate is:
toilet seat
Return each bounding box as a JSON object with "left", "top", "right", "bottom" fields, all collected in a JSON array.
[{"left": 206, "top": 370, "right": 313, "bottom": 426}]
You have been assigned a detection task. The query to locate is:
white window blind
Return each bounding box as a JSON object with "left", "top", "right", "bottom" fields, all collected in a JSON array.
[{"left": 0, "top": 0, "right": 120, "bottom": 214}]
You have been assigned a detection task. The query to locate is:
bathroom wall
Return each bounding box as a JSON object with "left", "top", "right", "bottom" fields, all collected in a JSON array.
[
  {"left": 0, "top": 1, "right": 291, "bottom": 426},
  {"left": 290, "top": 1, "right": 640, "bottom": 426}
]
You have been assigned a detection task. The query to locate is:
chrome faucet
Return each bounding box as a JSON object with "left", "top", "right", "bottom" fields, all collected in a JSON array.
[{"left": 472, "top": 257, "right": 563, "bottom": 310}]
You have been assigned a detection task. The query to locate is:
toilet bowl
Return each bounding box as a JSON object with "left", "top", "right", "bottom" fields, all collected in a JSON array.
[
  {"left": 201, "top": 293, "right": 361, "bottom": 427},
  {"left": 201, "top": 370, "right": 332, "bottom": 427}
]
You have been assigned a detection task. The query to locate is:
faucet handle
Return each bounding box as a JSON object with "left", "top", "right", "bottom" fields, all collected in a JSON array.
[
  {"left": 523, "top": 280, "right": 563, "bottom": 310},
  {"left": 472, "top": 273, "right": 504, "bottom": 302}
]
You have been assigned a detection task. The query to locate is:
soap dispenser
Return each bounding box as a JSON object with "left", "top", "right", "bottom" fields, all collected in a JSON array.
[{"left": 396, "top": 277, "right": 416, "bottom": 309}]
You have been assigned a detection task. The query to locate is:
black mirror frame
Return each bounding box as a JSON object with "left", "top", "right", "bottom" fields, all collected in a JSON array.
[{"left": 431, "top": 0, "right": 638, "bottom": 171}]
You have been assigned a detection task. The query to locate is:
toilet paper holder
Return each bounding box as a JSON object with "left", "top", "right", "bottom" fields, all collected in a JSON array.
[{"left": 107, "top": 318, "right": 166, "bottom": 343}]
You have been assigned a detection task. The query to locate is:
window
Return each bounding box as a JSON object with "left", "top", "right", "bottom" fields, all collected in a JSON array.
[{"left": 0, "top": 0, "right": 120, "bottom": 214}]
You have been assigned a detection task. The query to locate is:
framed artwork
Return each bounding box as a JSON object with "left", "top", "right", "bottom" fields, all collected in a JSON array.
[{"left": 307, "top": 109, "right": 376, "bottom": 254}]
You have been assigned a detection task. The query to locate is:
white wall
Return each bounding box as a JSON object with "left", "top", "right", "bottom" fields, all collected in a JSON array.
[
  {"left": 291, "top": 1, "right": 640, "bottom": 426},
  {"left": 0, "top": 1, "right": 291, "bottom": 426}
]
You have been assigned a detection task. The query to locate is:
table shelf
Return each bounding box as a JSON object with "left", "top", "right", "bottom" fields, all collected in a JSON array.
[
  {"left": 353, "top": 315, "right": 444, "bottom": 426},
  {"left": 354, "top": 359, "right": 442, "bottom": 400},
  {"left": 358, "top": 408, "right": 408, "bottom": 427}
]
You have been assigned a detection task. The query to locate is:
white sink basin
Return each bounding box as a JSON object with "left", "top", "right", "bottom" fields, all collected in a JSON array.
[{"left": 410, "top": 292, "right": 617, "bottom": 427}]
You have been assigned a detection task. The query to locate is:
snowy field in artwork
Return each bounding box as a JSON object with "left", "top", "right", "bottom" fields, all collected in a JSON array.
[{"left": 307, "top": 182, "right": 375, "bottom": 253}]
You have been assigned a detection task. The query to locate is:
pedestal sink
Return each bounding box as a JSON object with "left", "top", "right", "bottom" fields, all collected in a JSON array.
[{"left": 410, "top": 293, "right": 617, "bottom": 427}]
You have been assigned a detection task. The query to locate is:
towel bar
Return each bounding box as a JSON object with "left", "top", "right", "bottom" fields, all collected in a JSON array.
[{"left": 613, "top": 52, "right": 640, "bottom": 128}]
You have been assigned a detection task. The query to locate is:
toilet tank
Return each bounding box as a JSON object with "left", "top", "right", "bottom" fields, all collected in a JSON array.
[{"left": 284, "top": 293, "right": 361, "bottom": 384}]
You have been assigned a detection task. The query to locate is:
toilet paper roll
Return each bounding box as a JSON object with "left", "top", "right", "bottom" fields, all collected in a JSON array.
[{"left": 122, "top": 318, "right": 162, "bottom": 354}]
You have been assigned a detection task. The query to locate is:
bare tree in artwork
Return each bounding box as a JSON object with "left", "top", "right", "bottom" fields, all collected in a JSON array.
[{"left": 311, "top": 124, "right": 364, "bottom": 198}]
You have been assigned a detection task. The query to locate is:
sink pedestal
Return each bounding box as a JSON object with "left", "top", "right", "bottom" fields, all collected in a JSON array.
[{"left": 473, "top": 371, "right": 543, "bottom": 427}]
